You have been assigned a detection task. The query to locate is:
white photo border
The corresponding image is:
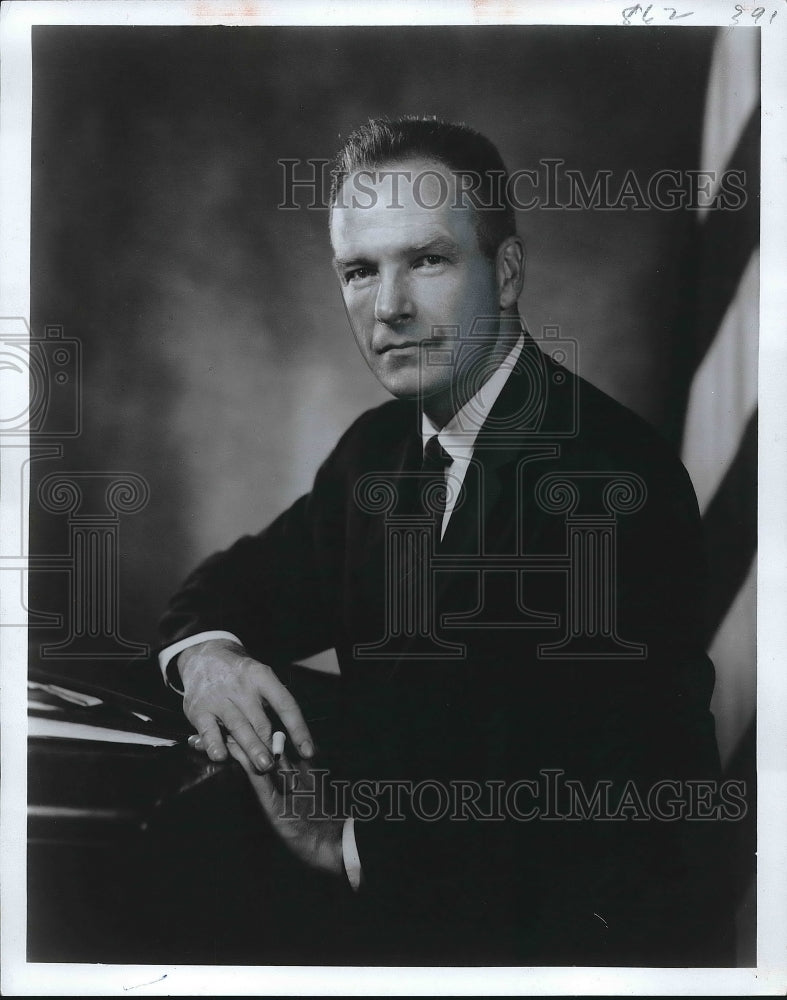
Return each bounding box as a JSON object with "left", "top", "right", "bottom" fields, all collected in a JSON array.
[{"left": 1, "top": 0, "right": 785, "bottom": 994}]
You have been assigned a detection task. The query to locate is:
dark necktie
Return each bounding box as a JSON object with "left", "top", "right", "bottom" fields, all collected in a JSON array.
[{"left": 421, "top": 435, "right": 453, "bottom": 522}]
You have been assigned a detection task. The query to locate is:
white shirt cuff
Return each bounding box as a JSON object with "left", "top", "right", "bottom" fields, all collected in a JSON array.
[
  {"left": 158, "top": 630, "right": 243, "bottom": 692},
  {"left": 342, "top": 816, "right": 362, "bottom": 891}
]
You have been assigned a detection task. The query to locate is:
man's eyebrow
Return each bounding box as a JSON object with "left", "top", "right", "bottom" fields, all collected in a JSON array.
[
  {"left": 333, "top": 253, "right": 374, "bottom": 270},
  {"left": 408, "top": 235, "right": 461, "bottom": 257}
]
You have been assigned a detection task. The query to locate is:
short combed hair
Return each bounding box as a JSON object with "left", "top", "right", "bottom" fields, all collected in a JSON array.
[{"left": 329, "top": 116, "right": 517, "bottom": 259}]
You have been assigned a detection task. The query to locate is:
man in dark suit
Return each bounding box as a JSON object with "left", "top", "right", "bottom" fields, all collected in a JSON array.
[{"left": 159, "top": 117, "right": 731, "bottom": 965}]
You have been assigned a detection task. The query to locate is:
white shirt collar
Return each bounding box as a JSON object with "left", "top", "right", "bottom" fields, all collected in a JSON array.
[{"left": 421, "top": 333, "right": 525, "bottom": 461}]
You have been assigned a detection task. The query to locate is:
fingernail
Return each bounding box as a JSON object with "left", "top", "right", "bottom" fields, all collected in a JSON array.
[
  {"left": 208, "top": 745, "right": 225, "bottom": 760},
  {"left": 256, "top": 753, "right": 271, "bottom": 771},
  {"left": 299, "top": 739, "right": 314, "bottom": 758}
]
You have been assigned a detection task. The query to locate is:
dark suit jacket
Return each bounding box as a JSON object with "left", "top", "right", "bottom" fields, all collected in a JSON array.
[{"left": 160, "top": 334, "right": 733, "bottom": 965}]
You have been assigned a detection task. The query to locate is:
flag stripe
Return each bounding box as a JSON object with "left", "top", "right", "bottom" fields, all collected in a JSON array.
[
  {"left": 700, "top": 409, "right": 757, "bottom": 644},
  {"left": 698, "top": 27, "right": 760, "bottom": 215},
  {"left": 709, "top": 556, "right": 757, "bottom": 768},
  {"left": 682, "top": 249, "right": 759, "bottom": 514},
  {"left": 691, "top": 108, "right": 760, "bottom": 372}
]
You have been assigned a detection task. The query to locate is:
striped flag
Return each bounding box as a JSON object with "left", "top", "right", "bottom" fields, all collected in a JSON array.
[
  {"left": 678, "top": 30, "right": 759, "bottom": 961},
  {"left": 680, "top": 27, "right": 759, "bottom": 772}
]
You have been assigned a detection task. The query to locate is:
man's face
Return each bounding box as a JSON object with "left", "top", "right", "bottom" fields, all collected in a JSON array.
[{"left": 330, "top": 158, "right": 501, "bottom": 421}]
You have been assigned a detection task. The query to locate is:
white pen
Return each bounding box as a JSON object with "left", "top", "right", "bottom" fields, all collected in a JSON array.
[{"left": 272, "top": 730, "right": 285, "bottom": 764}]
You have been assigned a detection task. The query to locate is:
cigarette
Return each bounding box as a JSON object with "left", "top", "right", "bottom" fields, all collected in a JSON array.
[{"left": 272, "top": 730, "right": 285, "bottom": 763}]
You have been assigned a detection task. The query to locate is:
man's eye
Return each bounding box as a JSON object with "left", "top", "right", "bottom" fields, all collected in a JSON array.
[
  {"left": 415, "top": 255, "right": 446, "bottom": 268},
  {"left": 345, "top": 267, "right": 375, "bottom": 283}
]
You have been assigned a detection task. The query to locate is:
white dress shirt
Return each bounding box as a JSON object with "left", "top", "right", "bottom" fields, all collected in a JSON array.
[{"left": 422, "top": 333, "right": 525, "bottom": 539}]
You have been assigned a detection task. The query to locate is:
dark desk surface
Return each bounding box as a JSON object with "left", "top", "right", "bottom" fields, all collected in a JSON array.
[{"left": 27, "top": 662, "right": 362, "bottom": 966}]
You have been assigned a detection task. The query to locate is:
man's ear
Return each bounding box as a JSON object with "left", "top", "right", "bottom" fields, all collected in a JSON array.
[{"left": 495, "top": 236, "right": 525, "bottom": 310}]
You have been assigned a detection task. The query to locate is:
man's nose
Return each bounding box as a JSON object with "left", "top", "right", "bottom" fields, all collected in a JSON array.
[{"left": 374, "top": 272, "right": 414, "bottom": 325}]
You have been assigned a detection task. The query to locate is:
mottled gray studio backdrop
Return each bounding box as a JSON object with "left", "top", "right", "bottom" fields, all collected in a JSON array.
[{"left": 30, "top": 25, "right": 714, "bottom": 697}]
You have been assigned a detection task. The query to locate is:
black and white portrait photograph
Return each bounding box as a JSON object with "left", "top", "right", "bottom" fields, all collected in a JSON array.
[{"left": 1, "top": 0, "right": 785, "bottom": 995}]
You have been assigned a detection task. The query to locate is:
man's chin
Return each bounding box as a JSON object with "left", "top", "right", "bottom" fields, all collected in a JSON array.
[{"left": 378, "top": 375, "right": 447, "bottom": 402}]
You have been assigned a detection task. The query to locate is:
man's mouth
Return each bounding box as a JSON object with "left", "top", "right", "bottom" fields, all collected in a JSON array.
[{"left": 377, "top": 341, "right": 421, "bottom": 354}]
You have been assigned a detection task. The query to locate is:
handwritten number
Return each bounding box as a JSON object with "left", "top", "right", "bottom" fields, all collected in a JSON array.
[
  {"left": 620, "top": 3, "right": 775, "bottom": 24},
  {"left": 623, "top": 2, "right": 695, "bottom": 22}
]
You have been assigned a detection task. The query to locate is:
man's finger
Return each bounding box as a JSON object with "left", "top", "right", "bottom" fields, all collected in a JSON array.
[
  {"left": 240, "top": 697, "right": 275, "bottom": 750},
  {"left": 194, "top": 712, "right": 227, "bottom": 761},
  {"left": 262, "top": 681, "right": 315, "bottom": 759},
  {"left": 226, "top": 735, "right": 253, "bottom": 773},
  {"left": 222, "top": 706, "right": 272, "bottom": 772}
]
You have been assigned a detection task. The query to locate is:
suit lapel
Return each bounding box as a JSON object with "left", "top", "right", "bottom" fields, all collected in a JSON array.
[
  {"left": 419, "top": 333, "right": 574, "bottom": 645},
  {"left": 440, "top": 332, "right": 570, "bottom": 558}
]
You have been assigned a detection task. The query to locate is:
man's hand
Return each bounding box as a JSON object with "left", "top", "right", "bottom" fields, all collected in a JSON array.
[
  {"left": 178, "top": 638, "right": 314, "bottom": 772},
  {"left": 225, "top": 737, "right": 344, "bottom": 878}
]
